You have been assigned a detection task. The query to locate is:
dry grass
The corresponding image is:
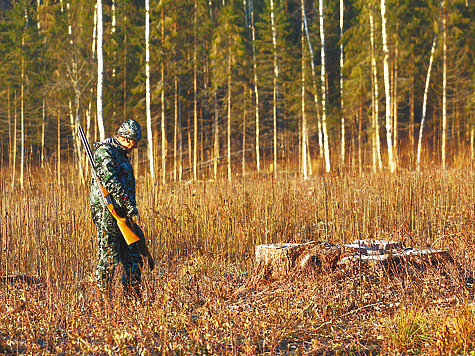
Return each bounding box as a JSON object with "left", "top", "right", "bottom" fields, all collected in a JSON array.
[{"left": 1, "top": 161, "right": 475, "bottom": 354}]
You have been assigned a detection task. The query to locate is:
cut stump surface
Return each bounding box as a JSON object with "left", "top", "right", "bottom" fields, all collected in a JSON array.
[{"left": 243, "top": 239, "right": 454, "bottom": 288}]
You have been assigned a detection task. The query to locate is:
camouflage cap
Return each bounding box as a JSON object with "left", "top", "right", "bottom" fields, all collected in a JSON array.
[{"left": 117, "top": 119, "right": 142, "bottom": 141}]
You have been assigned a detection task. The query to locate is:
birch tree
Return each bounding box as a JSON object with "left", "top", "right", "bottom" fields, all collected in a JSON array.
[
  {"left": 20, "top": 37, "right": 24, "bottom": 190},
  {"left": 161, "top": 8, "right": 167, "bottom": 184},
  {"left": 319, "top": 0, "right": 330, "bottom": 172},
  {"left": 416, "top": 35, "right": 437, "bottom": 169},
  {"left": 370, "top": 5, "right": 382, "bottom": 171},
  {"left": 96, "top": 0, "right": 105, "bottom": 140},
  {"left": 11, "top": 92, "right": 17, "bottom": 189},
  {"left": 442, "top": 0, "right": 447, "bottom": 169},
  {"left": 340, "top": 0, "right": 345, "bottom": 166},
  {"left": 301, "top": 0, "right": 323, "bottom": 158},
  {"left": 193, "top": 0, "right": 198, "bottom": 181},
  {"left": 301, "top": 18, "right": 308, "bottom": 179},
  {"left": 249, "top": 0, "right": 260, "bottom": 172},
  {"left": 270, "top": 0, "right": 278, "bottom": 177},
  {"left": 145, "top": 0, "right": 154, "bottom": 179},
  {"left": 381, "top": 0, "right": 395, "bottom": 172}
]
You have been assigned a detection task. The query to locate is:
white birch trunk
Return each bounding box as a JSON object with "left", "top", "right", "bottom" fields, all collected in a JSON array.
[
  {"left": 193, "top": 2, "right": 198, "bottom": 181},
  {"left": 145, "top": 0, "right": 154, "bottom": 179},
  {"left": 12, "top": 92, "right": 17, "bottom": 189},
  {"left": 301, "top": 19, "right": 308, "bottom": 179},
  {"left": 340, "top": 0, "right": 345, "bottom": 166},
  {"left": 162, "top": 13, "right": 167, "bottom": 185},
  {"left": 214, "top": 87, "right": 219, "bottom": 179},
  {"left": 471, "top": 125, "right": 474, "bottom": 161},
  {"left": 442, "top": 1, "right": 447, "bottom": 170},
  {"left": 92, "top": 4, "right": 97, "bottom": 58},
  {"left": 416, "top": 35, "right": 437, "bottom": 169},
  {"left": 112, "top": 0, "right": 116, "bottom": 33},
  {"left": 392, "top": 33, "right": 398, "bottom": 156},
  {"left": 381, "top": 0, "right": 395, "bottom": 172},
  {"left": 271, "top": 0, "right": 278, "bottom": 177},
  {"left": 174, "top": 79, "right": 178, "bottom": 181},
  {"left": 67, "top": 3, "right": 72, "bottom": 45},
  {"left": 250, "top": 0, "right": 260, "bottom": 172},
  {"left": 243, "top": 86, "right": 248, "bottom": 177},
  {"left": 8, "top": 89, "right": 11, "bottom": 170},
  {"left": 37, "top": 0, "right": 40, "bottom": 29},
  {"left": 41, "top": 98, "right": 45, "bottom": 168},
  {"left": 112, "top": 0, "right": 116, "bottom": 77},
  {"left": 96, "top": 0, "right": 105, "bottom": 141},
  {"left": 57, "top": 110, "right": 61, "bottom": 186},
  {"left": 227, "top": 47, "right": 232, "bottom": 182},
  {"left": 319, "top": 0, "right": 331, "bottom": 172},
  {"left": 370, "top": 8, "right": 382, "bottom": 171},
  {"left": 161, "top": 61, "right": 167, "bottom": 184},
  {"left": 301, "top": 0, "right": 322, "bottom": 158},
  {"left": 20, "top": 39, "right": 24, "bottom": 190}
]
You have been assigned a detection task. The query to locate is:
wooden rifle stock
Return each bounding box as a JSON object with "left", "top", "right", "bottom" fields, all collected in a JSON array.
[{"left": 78, "top": 126, "right": 140, "bottom": 245}]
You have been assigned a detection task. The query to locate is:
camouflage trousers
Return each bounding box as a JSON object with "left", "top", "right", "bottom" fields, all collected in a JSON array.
[{"left": 91, "top": 204, "right": 143, "bottom": 294}]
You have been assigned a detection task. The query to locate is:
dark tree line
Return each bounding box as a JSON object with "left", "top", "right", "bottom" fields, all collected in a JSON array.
[{"left": 0, "top": 0, "right": 474, "bottom": 180}]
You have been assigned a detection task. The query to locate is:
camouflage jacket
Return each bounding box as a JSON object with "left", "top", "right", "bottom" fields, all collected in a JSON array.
[{"left": 90, "top": 137, "right": 137, "bottom": 217}]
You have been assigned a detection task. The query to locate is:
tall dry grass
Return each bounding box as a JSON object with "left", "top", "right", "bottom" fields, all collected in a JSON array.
[{"left": 1, "top": 158, "right": 475, "bottom": 354}]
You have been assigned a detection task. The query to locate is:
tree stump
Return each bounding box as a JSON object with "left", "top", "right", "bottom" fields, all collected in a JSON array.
[
  {"left": 246, "top": 241, "right": 341, "bottom": 286},
  {"left": 235, "top": 239, "right": 455, "bottom": 294}
]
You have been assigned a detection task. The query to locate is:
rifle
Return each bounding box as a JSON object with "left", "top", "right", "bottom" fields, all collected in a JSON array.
[
  {"left": 78, "top": 126, "right": 154, "bottom": 270},
  {"left": 78, "top": 126, "right": 140, "bottom": 245}
]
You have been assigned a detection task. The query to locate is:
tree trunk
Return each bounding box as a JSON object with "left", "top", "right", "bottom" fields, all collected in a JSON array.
[
  {"left": 8, "top": 89, "right": 11, "bottom": 172},
  {"left": 250, "top": 0, "right": 260, "bottom": 173},
  {"left": 41, "top": 97, "right": 45, "bottom": 168},
  {"left": 227, "top": 46, "right": 232, "bottom": 182},
  {"left": 188, "top": 115, "right": 192, "bottom": 174},
  {"left": 410, "top": 68, "right": 414, "bottom": 160},
  {"left": 57, "top": 110, "right": 61, "bottom": 187},
  {"left": 21, "top": 39, "right": 25, "bottom": 190},
  {"left": 179, "top": 78, "right": 183, "bottom": 182},
  {"left": 471, "top": 125, "right": 474, "bottom": 161},
  {"left": 12, "top": 92, "right": 17, "bottom": 189},
  {"left": 271, "top": 0, "right": 278, "bottom": 178},
  {"left": 243, "top": 85, "right": 247, "bottom": 177},
  {"left": 392, "top": 31, "right": 398, "bottom": 160},
  {"left": 193, "top": 1, "right": 198, "bottom": 181},
  {"left": 301, "top": 18, "right": 308, "bottom": 179},
  {"left": 370, "top": 7, "right": 382, "bottom": 172},
  {"left": 162, "top": 8, "right": 167, "bottom": 184},
  {"left": 319, "top": 0, "right": 331, "bottom": 172},
  {"left": 442, "top": 0, "right": 447, "bottom": 170},
  {"left": 96, "top": 0, "right": 105, "bottom": 141},
  {"left": 145, "top": 0, "right": 154, "bottom": 179},
  {"left": 174, "top": 78, "right": 178, "bottom": 181},
  {"left": 92, "top": 4, "right": 97, "bottom": 58},
  {"left": 416, "top": 35, "right": 437, "bottom": 170},
  {"left": 381, "top": 0, "right": 395, "bottom": 172},
  {"left": 214, "top": 83, "right": 219, "bottom": 180},
  {"left": 340, "top": 0, "right": 345, "bottom": 167},
  {"left": 358, "top": 102, "right": 362, "bottom": 172},
  {"left": 301, "top": 0, "right": 322, "bottom": 159}
]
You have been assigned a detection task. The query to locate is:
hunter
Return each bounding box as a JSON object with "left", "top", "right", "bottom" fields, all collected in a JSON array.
[{"left": 90, "top": 119, "right": 143, "bottom": 301}]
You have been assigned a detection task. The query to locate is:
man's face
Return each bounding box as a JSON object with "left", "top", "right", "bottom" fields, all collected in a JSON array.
[{"left": 118, "top": 136, "right": 139, "bottom": 153}]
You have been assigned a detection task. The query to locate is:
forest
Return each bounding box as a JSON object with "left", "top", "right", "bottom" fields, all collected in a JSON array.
[
  {"left": 0, "top": 0, "right": 474, "bottom": 181},
  {"left": 3, "top": 1, "right": 475, "bottom": 354}
]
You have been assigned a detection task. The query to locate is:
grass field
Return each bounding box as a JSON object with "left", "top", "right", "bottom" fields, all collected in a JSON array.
[{"left": 1, "top": 161, "right": 475, "bottom": 354}]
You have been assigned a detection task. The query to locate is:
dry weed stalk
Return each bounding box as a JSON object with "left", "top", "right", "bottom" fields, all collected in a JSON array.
[{"left": 0, "top": 164, "right": 474, "bottom": 353}]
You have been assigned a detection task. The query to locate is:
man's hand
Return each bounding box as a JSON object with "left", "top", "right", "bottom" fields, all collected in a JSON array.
[{"left": 129, "top": 206, "right": 139, "bottom": 220}]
